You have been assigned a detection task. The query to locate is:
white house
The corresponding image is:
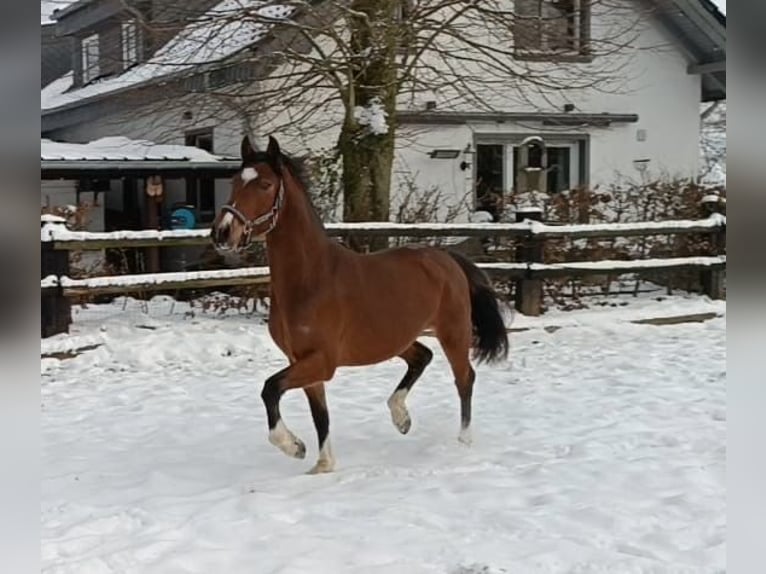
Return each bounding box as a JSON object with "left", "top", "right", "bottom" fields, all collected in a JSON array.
[{"left": 41, "top": 0, "right": 725, "bottom": 223}]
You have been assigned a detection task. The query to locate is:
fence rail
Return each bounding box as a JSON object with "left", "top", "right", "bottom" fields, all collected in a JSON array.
[
  {"left": 41, "top": 215, "right": 727, "bottom": 250},
  {"left": 40, "top": 201, "right": 726, "bottom": 338},
  {"left": 41, "top": 256, "right": 726, "bottom": 295}
]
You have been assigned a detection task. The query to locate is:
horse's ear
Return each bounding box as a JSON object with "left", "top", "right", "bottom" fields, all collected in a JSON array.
[
  {"left": 266, "top": 135, "right": 281, "bottom": 164},
  {"left": 240, "top": 135, "right": 258, "bottom": 164}
]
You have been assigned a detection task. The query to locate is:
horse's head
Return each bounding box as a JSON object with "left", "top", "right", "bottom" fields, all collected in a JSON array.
[{"left": 211, "top": 135, "right": 285, "bottom": 252}]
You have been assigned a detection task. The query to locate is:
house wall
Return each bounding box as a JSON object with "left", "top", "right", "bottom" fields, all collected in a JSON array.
[
  {"left": 245, "top": 0, "right": 701, "bottom": 217},
  {"left": 42, "top": 24, "right": 73, "bottom": 88},
  {"left": 45, "top": 0, "right": 703, "bottom": 222}
]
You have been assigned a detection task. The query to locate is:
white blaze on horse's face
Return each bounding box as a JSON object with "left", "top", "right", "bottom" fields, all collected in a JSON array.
[
  {"left": 241, "top": 167, "right": 259, "bottom": 184},
  {"left": 220, "top": 202, "right": 236, "bottom": 227},
  {"left": 211, "top": 166, "right": 263, "bottom": 252}
]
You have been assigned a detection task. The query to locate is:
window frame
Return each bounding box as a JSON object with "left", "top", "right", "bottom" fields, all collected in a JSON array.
[
  {"left": 473, "top": 133, "right": 589, "bottom": 209},
  {"left": 81, "top": 33, "right": 100, "bottom": 84},
  {"left": 121, "top": 19, "right": 139, "bottom": 70},
  {"left": 514, "top": 0, "right": 592, "bottom": 62}
]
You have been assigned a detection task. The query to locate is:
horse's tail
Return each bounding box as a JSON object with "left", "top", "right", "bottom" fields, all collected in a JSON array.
[{"left": 446, "top": 250, "right": 509, "bottom": 364}]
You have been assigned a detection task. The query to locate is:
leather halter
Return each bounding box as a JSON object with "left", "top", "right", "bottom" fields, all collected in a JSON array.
[{"left": 221, "top": 179, "right": 285, "bottom": 246}]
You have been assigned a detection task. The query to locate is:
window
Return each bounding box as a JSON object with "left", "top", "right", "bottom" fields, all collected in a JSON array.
[
  {"left": 185, "top": 130, "right": 216, "bottom": 224},
  {"left": 394, "top": 0, "right": 414, "bottom": 50},
  {"left": 474, "top": 136, "right": 587, "bottom": 215},
  {"left": 81, "top": 33, "right": 100, "bottom": 84},
  {"left": 121, "top": 19, "right": 139, "bottom": 70},
  {"left": 514, "top": 0, "right": 591, "bottom": 58},
  {"left": 394, "top": 0, "right": 412, "bottom": 21},
  {"left": 475, "top": 144, "right": 505, "bottom": 220}
]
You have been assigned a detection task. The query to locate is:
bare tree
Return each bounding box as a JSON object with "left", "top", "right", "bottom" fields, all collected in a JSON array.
[
  {"left": 699, "top": 100, "right": 726, "bottom": 184},
  {"left": 114, "top": 0, "right": 650, "bottom": 223}
]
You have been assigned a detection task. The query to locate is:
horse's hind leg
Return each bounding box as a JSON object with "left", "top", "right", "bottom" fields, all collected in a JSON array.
[
  {"left": 435, "top": 326, "right": 475, "bottom": 445},
  {"left": 304, "top": 382, "right": 334, "bottom": 474},
  {"left": 387, "top": 341, "right": 433, "bottom": 434}
]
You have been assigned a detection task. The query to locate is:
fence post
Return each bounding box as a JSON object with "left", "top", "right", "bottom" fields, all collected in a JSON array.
[
  {"left": 41, "top": 216, "right": 72, "bottom": 337},
  {"left": 699, "top": 195, "right": 725, "bottom": 299},
  {"left": 514, "top": 208, "right": 544, "bottom": 316}
]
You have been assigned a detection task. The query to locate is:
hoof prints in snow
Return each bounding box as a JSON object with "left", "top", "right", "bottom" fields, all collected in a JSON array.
[{"left": 41, "top": 299, "right": 726, "bottom": 573}]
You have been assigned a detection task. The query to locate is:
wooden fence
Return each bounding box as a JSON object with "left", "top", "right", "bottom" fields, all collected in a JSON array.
[{"left": 41, "top": 201, "right": 726, "bottom": 337}]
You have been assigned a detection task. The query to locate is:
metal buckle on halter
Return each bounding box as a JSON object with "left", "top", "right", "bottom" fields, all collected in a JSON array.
[{"left": 221, "top": 182, "right": 284, "bottom": 247}]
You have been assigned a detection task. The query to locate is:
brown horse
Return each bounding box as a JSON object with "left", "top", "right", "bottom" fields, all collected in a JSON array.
[{"left": 211, "top": 135, "right": 508, "bottom": 473}]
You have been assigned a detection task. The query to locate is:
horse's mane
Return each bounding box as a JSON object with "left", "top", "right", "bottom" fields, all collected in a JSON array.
[
  {"left": 283, "top": 152, "right": 327, "bottom": 230},
  {"left": 249, "top": 150, "right": 325, "bottom": 229}
]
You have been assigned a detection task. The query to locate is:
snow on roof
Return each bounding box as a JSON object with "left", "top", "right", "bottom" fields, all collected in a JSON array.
[
  {"left": 41, "top": 136, "right": 227, "bottom": 162},
  {"left": 41, "top": 0, "right": 78, "bottom": 25},
  {"left": 41, "top": 0, "right": 293, "bottom": 112}
]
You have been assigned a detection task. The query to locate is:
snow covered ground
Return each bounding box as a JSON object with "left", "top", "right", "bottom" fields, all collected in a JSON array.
[{"left": 41, "top": 294, "right": 726, "bottom": 573}]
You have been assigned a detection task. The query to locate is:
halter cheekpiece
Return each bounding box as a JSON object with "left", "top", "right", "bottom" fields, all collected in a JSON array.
[{"left": 221, "top": 180, "right": 285, "bottom": 246}]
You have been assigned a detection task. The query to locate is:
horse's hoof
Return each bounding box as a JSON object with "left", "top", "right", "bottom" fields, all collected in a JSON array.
[
  {"left": 458, "top": 427, "right": 472, "bottom": 446},
  {"left": 388, "top": 396, "right": 412, "bottom": 435},
  {"left": 291, "top": 438, "right": 307, "bottom": 459},
  {"left": 306, "top": 460, "right": 335, "bottom": 474},
  {"left": 269, "top": 423, "right": 306, "bottom": 459},
  {"left": 394, "top": 415, "right": 411, "bottom": 435}
]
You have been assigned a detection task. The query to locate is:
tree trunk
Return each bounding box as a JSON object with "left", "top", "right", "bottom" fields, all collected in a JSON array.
[
  {"left": 339, "top": 0, "right": 399, "bottom": 251},
  {"left": 340, "top": 120, "right": 395, "bottom": 223}
]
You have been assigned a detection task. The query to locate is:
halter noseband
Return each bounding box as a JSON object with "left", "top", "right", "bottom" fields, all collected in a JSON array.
[{"left": 221, "top": 180, "right": 285, "bottom": 246}]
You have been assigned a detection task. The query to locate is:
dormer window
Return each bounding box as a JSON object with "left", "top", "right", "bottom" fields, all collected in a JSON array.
[
  {"left": 514, "top": 0, "right": 592, "bottom": 59},
  {"left": 121, "top": 19, "right": 139, "bottom": 70},
  {"left": 81, "top": 33, "right": 100, "bottom": 84}
]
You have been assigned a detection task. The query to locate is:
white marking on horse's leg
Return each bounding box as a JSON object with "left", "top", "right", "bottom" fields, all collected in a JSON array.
[
  {"left": 241, "top": 167, "right": 259, "bottom": 183},
  {"left": 458, "top": 425, "right": 472, "bottom": 446},
  {"left": 306, "top": 439, "right": 335, "bottom": 474},
  {"left": 387, "top": 389, "right": 411, "bottom": 434},
  {"left": 268, "top": 420, "right": 306, "bottom": 459}
]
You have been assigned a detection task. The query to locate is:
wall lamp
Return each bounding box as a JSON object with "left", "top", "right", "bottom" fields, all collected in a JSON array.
[{"left": 632, "top": 158, "right": 650, "bottom": 173}]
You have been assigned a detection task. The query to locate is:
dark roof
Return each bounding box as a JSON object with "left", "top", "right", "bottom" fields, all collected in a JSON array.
[{"left": 654, "top": 0, "right": 726, "bottom": 101}]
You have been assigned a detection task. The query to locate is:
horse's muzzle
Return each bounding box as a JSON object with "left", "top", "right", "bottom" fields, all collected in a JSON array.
[{"left": 211, "top": 222, "right": 231, "bottom": 249}]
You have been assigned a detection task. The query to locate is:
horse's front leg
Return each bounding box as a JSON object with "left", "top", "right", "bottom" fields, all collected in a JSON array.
[{"left": 261, "top": 352, "right": 335, "bottom": 464}]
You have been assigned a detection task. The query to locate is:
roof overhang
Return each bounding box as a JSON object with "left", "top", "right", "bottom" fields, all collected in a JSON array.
[
  {"left": 397, "top": 111, "right": 639, "bottom": 127},
  {"left": 653, "top": 0, "right": 726, "bottom": 101},
  {"left": 41, "top": 160, "right": 242, "bottom": 180}
]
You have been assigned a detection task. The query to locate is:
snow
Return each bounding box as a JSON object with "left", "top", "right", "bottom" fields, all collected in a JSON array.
[
  {"left": 468, "top": 211, "right": 493, "bottom": 223},
  {"left": 520, "top": 135, "right": 545, "bottom": 146},
  {"left": 47, "top": 267, "right": 271, "bottom": 290},
  {"left": 41, "top": 217, "right": 726, "bottom": 246},
  {"left": 354, "top": 97, "right": 390, "bottom": 136},
  {"left": 527, "top": 255, "right": 725, "bottom": 272},
  {"left": 41, "top": 294, "right": 726, "bottom": 573},
  {"left": 41, "top": 136, "right": 228, "bottom": 162},
  {"left": 41, "top": 1, "right": 294, "bottom": 111},
  {"left": 701, "top": 194, "right": 726, "bottom": 205},
  {"left": 512, "top": 190, "right": 551, "bottom": 210},
  {"left": 40, "top": 214, "right": 66, "bottom": 224},
  {"left": 41, "top": 224, "right": 211, "bottom": 243},
  {"left": 710, "top": 0, "right": 726, "bottom": 15},
  {"left": 41, "top": 256, "right": 725, "bottom": 291},
  {"left": 41, "top": 275, "right": 60, "bottom": 289},
  {"left": 40, "top": 0, "right": 76, "bottom": 24},
  {"left": 526, "top": 215, "right": 726, "bottom": 236}
]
